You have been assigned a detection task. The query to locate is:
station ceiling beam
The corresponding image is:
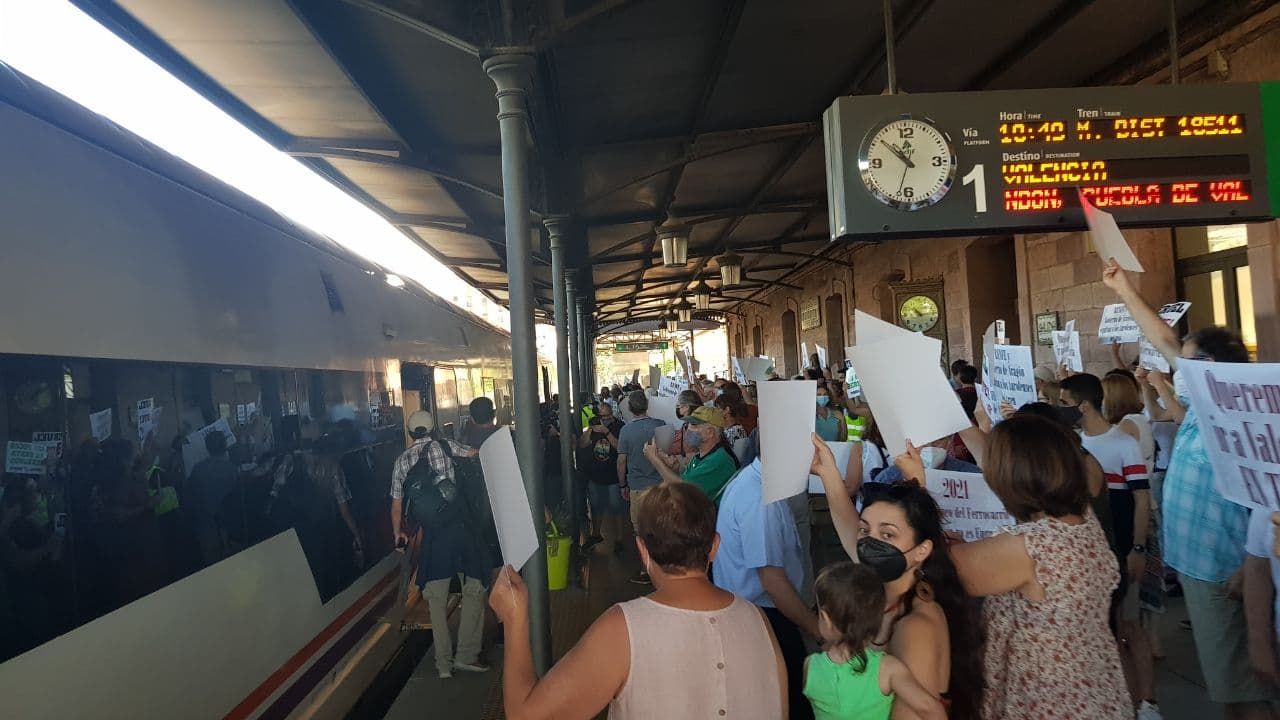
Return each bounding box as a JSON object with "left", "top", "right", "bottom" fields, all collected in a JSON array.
[
  {"left": 620, "top": 0, "right": 747, "bottom": 321},
  {"left": 1086, "top": 0, "right": 1277, "bottom": 85},
  {"left": 591, "top": 233, "right": 829, "bottom": 266},
  {"left": 335, "top": 0, "right": 480, "bottom": 56},
  {"left": 964, "top": 0, "right": 1097, "bottom": 89},
  {"left": 583, "top": 198, "right": 823, "bottom": 228}
]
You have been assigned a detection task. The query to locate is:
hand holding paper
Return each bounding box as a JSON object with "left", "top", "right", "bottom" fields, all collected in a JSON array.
[
  {"left": 758, "top": 381, "right": 817, "bottom": 505},
  {"left": 1080, "top": 190, "right": 1143, "bottom": 272},
  {"left": 478, "top": 427, "right": 539, "bottom": 571},
  {"left": 849, "top": 310, "right": 971, "bottom": 456}
]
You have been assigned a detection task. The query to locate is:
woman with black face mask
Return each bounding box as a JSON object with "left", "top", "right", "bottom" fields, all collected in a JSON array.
[{"left": 811, "top": 435, "right": 984, "bottom": 719}]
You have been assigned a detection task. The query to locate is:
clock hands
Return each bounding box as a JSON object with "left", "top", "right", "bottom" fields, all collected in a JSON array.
[
  {"left": 897, "top": 162, "right": 910, "bottom": 193},
  {"left": 879, "top": 140, "right": 915, "bottom": 168}
]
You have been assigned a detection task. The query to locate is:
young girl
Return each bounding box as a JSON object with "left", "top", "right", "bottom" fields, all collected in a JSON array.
[{"left": 805, "top": 562, "right": 947, "bottom": 720}]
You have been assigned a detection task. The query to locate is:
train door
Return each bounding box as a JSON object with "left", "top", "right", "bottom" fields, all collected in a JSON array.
[
  {"left": 399, "top": 362, "right": 433, "bottom": 447},
  {"left": 432, "top": 367, "right": 462, "bottom": 440}
]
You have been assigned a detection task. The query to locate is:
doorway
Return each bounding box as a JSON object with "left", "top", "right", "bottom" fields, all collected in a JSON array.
[
  {"left": 1176, "top": 226, "right": 1256, "bottom": 357},
  {"left": 781, "top": 310, "right": 800, "bottom": 377},
  {"left": 825, "top": 294, "right": 846, "bottom": 367},
  {"left": 964, "top": 237, "right": 1019, "bottom": 369}
]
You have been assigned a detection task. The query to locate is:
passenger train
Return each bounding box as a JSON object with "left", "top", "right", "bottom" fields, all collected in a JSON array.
[{"left": 0, "top": 65, "right": 521, "bottom": 718}]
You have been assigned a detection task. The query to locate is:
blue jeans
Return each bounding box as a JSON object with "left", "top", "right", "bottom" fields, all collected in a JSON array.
[{"left": 588, "top": 482, "right": 626, "bottom": 517}]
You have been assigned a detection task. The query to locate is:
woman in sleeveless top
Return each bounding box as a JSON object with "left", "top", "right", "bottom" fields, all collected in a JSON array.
[{"left": 489, "top": 483, "right": 787, "bottom": 720}]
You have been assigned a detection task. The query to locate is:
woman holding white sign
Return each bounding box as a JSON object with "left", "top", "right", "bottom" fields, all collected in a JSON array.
[
  {"left": 810, "top": 436, "right": 983, "bottom": 719},
  {"left": 1102, "top": 260, "right": 1271, "bottom": 715}
]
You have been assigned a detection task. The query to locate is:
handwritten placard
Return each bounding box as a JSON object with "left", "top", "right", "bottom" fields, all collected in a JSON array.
[
  {"left": 6, "top": 441, "right": 48, "bottom": 475},
  {"left": 1098, "top": 303, "right": 1142, "bottom": 345},
  {"left": 32, "top": 431, "right": 65, "bottom": 459},
  {"left": 926, "top": 469, "right": 1015, "bottom": 540},
  {"left": 89, "top": 408, "right": 113, "bottom": 442},
  {"left": 1138, "top": 302, "right": 1193, "bottom": 373},
  {"left": 1181, "top": 360, "right": 1280, "bottom": 510},
  {"left": 657, "top": 376, "right": 687, "bottom": 398},
  {"left": 1052, "top": 320, "right": 1083, "bottom": 373},
  {"left": 985, "top": 344, "right": 1037, "bottom": 412}
]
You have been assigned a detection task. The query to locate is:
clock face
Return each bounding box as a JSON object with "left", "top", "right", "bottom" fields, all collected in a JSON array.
[
  {"left": 899, "top": 295, "right": 940, "bottom": 333},
  {"left": 858, "top": 116, "right": 956, "bottom": 211}
]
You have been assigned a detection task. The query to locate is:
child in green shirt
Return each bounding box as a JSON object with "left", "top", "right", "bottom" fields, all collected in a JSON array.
[{"left": 804, "top": 562, "right": 946, "bottom": 720}]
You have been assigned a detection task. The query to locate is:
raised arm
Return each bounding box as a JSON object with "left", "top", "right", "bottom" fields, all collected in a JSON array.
[
  {"left": 1102, "top": 260, "right": 1181, "bottom": 365},
  {"left": 958, "top": 425, "right": 987, "bottom": 468},
  {"left": 811, "top": 434, "right": 861, "bottom": 561},
  {"left": 950, "top": 532, "right": 1037, "bottom": 598},
  {"left": 490, "top": 567, "right": 629, "bottom": 720}
]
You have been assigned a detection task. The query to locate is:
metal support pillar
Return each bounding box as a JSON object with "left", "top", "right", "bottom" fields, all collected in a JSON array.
[
  {"left": 566, "top": 275, "right": 583, "bottom": 407},
  {"left": 579, "top": 299, "right": 595, "bottom": 394},
  {"left": 545, "top": 216, "right": 578, "bottom": 548},
  {"left": 883, "top": 0, "right": 898, "bottom": 95},
  {"left": 483, "top": 51, "right": 550, "bottom": 675},
  {"left": 576, "top": 297, "right": 591, "bottom": 395}
]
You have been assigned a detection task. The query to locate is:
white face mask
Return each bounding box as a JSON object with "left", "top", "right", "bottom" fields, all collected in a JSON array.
[
  {"left": 919, "top": 446, "right": 948, "bottom": 469},
  {"left": 1173, "top": 368, "right": 1190, "bottom": 400}
]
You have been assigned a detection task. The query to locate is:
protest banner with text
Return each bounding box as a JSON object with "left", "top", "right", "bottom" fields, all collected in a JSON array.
[
  {"left": 926, "top": 469, "right": 1015, "bottom": 540},
  {"left": 1181, "top": 359, "right": 1280, "bottom": 510}
]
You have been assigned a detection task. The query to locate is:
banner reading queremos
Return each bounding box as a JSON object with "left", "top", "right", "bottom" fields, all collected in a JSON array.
[{"left": 1181, "top": 359, "right": 1280, "bottom": 510}]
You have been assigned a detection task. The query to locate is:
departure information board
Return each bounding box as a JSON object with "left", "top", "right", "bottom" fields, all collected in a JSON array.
[{"left": 822, "top": 83, "right": 1279, "bottom": 240}]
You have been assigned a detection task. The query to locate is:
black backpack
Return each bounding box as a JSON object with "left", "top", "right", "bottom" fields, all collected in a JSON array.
[{"left": 403, "top": 441, "right": 463, "bottom": 528}]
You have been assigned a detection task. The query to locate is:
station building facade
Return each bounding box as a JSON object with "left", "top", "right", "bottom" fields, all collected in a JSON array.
[{"left": 726, "top": 8, "right": 1280, "bottom": 378}]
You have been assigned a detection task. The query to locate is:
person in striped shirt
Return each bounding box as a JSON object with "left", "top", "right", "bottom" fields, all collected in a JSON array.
[{"left": 1061, "top": 372, "right": 1160, "bottom": 720}]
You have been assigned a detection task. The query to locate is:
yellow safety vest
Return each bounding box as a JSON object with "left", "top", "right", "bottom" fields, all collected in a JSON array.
[
  {"left": 846, "top": 414, "right": 867, "bottom": 442},
  {"left": 580, "top": 405, "right": 596, "bottom": 430}
]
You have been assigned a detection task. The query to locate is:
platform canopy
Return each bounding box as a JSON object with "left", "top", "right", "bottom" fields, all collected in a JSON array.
[{"left": 83, "top": 0, "right": 1261, "bottom": 327}]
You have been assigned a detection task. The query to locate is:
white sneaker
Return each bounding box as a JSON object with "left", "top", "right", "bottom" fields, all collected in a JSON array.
[
  {"left": 453, "top": 661, "right": 491, "bottom": 673},
  {"left": 1137, "top": 701, "right": 1162, "bottom": 720},
  {"left": 437, "top": 668, "right": 453, "bottom": 679}
]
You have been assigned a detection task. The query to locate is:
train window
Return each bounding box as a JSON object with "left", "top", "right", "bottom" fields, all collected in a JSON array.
[{"left": 0, "top": 353, "right": 424, "bottom": 664}]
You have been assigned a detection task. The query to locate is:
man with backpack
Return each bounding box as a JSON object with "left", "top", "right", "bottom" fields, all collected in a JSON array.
[{"left": 389, "top": 410, "right": 488, "bottom": 679}]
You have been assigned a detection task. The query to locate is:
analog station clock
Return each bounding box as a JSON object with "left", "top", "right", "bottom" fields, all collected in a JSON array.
[
  {"left": 898, "top": 295, "right": 940, "bottom": 333},
  {"left": 858, "top": 115, "right": 957, "bottom": 211}
]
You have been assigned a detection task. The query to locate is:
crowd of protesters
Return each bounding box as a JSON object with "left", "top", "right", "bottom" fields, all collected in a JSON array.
[{"left": 488, "top": 259, "right": 1278, "bottom": 720}]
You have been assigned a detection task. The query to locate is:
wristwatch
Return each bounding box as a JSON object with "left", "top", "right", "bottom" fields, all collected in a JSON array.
[{"left": 1130, "top": 544, "right": 1146, "bottom": 554}]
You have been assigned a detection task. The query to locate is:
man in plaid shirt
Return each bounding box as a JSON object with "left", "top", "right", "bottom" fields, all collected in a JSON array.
[
  {"left": 1103, "top": 261, "right": 1270, "bottom": 716},
  {"left": 390, "top": 410, "right": 484, "bottom": 679}
]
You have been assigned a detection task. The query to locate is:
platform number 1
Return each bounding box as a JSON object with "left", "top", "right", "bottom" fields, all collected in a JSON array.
[{"left": 962, "top": 163, "right": 987, "bottom": 213}]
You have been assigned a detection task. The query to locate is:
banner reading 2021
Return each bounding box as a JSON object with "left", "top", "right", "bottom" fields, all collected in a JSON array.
[{"left": 1181, "top": 359, "right": 1280, "bottom": 510}]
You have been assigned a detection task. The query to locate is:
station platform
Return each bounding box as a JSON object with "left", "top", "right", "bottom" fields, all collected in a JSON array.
[
  {"left": 381, "top": 507, "right": 1215, "bottom": 720},
  {"left": 383, "top": 540, "right": 647, "bottom": 720}
]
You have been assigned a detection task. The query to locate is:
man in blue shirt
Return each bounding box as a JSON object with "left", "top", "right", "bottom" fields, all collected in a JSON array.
[
  {"left": 616, "top": 390, "right": 666, "bottom": 583},
  {"left": 714, "top": 457, "right": 817, "bottom": 720}
]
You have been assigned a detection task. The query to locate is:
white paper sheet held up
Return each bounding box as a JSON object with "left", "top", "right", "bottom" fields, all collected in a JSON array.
[
  {"left": 648, "top": 395, "right": 682, "bottom": 430},
  {"left": 1080, "top": 190, "right": 1144, "bottom": 272},
  {"left": 652, "top": 424, "right": 676, "bottom": 451},
  {"left": 807, "top": 440, "right": 854, "bottom": 495},
  {"left": 757, "top": 381, "right": 816, "bottom": 505},
  {"left": 89, "top": 408, "right": 112, "bottom": 442},
  {"left": 479, "top": 427, "right": 539, "bottom": 571},
  {"left": 744, "top": 357, "right": 774, "bottom": 382},
  {"left": 849, "top": 312, "right": 970, "bottom": 458},
  {"left": 855, "top": 310, "right": 910, "bottom": 345}
]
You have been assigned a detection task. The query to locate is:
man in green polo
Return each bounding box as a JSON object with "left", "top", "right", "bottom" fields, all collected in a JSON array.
[{"left": 643, "top": 406, "right": 739, "bottom": 502}]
